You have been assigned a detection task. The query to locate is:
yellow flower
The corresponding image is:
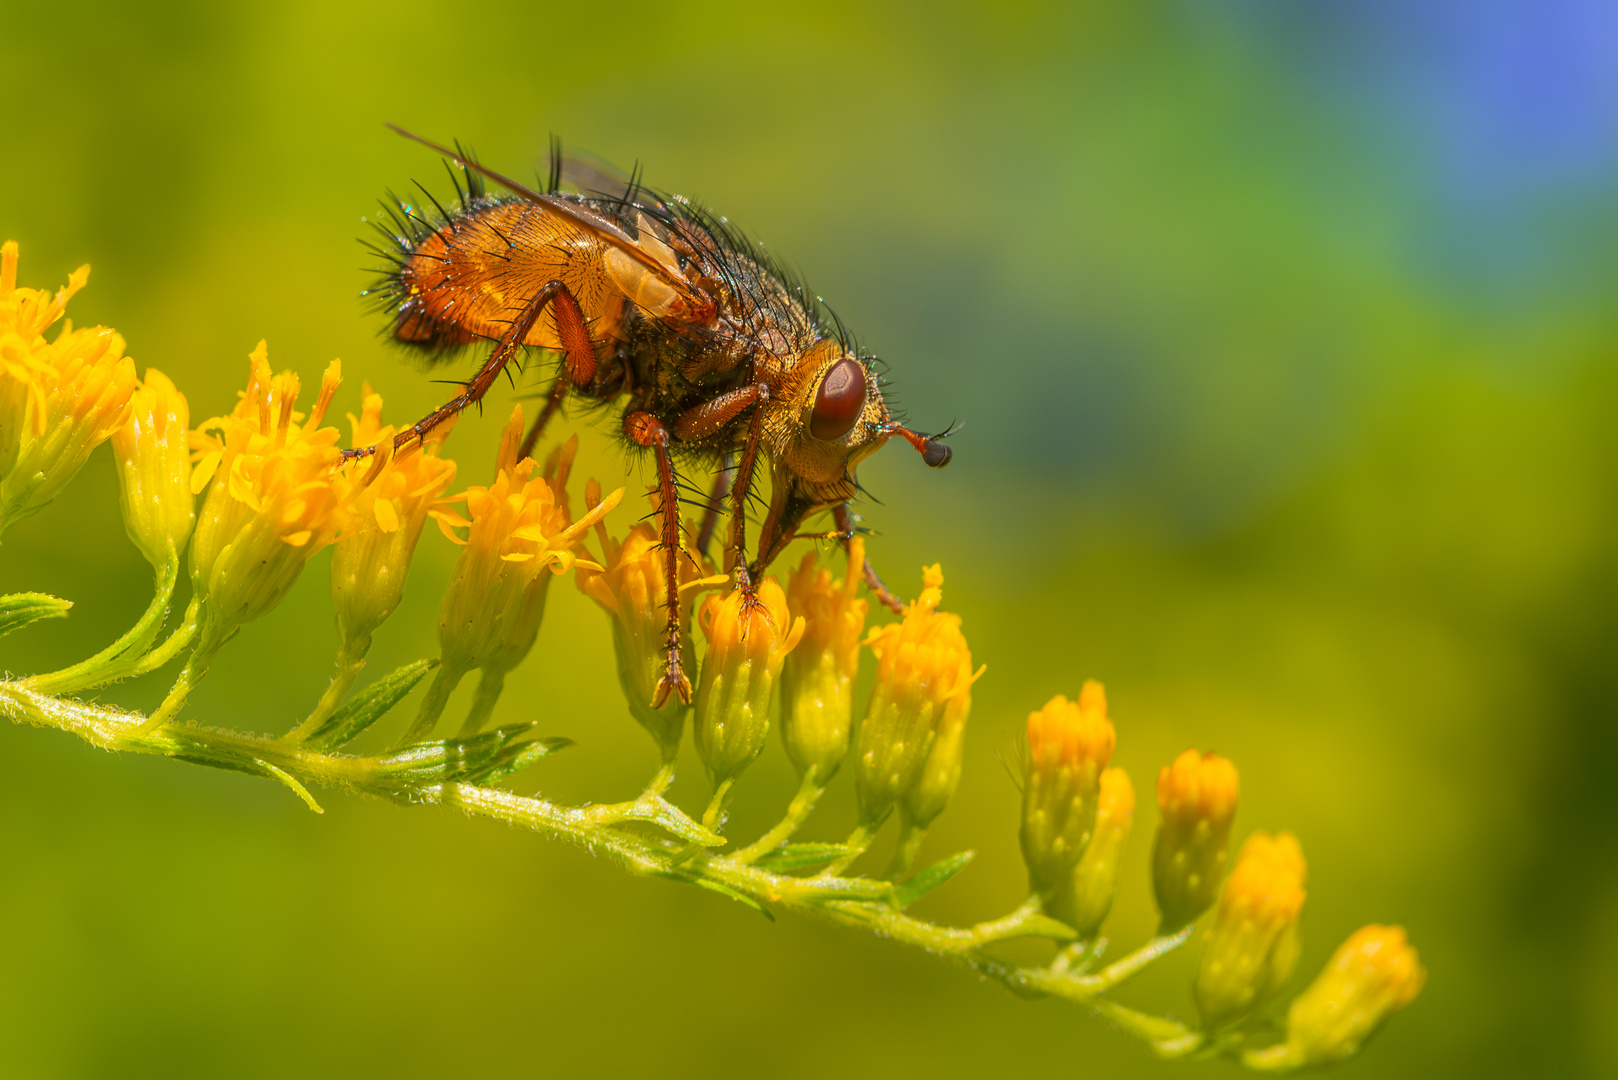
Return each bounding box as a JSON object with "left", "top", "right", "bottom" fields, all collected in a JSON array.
[
  {"left": 853, "top": 564, "right": 982, "bottom": 828},
  {"left": 1250, "top": 925, "right": 1425, "bottom": 1068},
  {"left": 1020, "top": 682, "right": 1118, "bottom": 900},
  {"left": 1152, "top": 748, "right": 1240, "bottom": 930},
  {"left": 1052, "top": 765, "right": 1135, "bottom": 937},
  {"left": 693, "top": 578, "right": 805, "bottom": 787},
  {"left": 778, "top": 536, "right": 870, "bottom": 780},
  {"left": 433, "top": 406, "right": 620, "bottom": 684},
  {"left": 576, "top": 494, "right": 716, "bottom": 762},
  {"left": 1194, "top": 831, "right": 1307, "bottom": 1030},
  {"left": 111, "top": 368, "right": 195, "bottom": 571},
  {"left": 188, "top": 344, "right": 359, "bottom": 655},
  {"left": 330, "top": 385, "right": 457, "bottom": 649},
  {"left": 0, "top": 241, "right": 136, "bottom": 531}
]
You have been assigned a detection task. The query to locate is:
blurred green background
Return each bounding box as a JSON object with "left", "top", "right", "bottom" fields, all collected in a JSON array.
[{"left": 3, "top": 1, "right": 1616, "bottom": 1076}]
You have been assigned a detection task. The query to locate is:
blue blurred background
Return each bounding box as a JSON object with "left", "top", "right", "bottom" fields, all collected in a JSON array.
[{"left": 3, "top": 1, "right": 1616, "bottom": 1076}]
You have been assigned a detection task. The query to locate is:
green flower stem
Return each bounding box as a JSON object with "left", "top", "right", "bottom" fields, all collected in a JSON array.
[
  {"left": 139, "top": 633, "right": 226, "bottom": 733},
  {"left": 701, "top": 776, "right": 738, "bottom": 832},
  {"left": 459, "top": 669, "right": 505, "bottom": 736},
  {"left": 821, "top": 821, "right": 876, "bottom": 876},
  {"left": 285, "top": 634, "right": 372, "bottom": 744},
  {"left": 128, "top": 597, "right": 199, "bottom": 676},
  {"left": 645, "top": 759, "right": 678, "bottom": 797},
  {"left": 731, "top": 766, "right": 823, "bottom": 864},
  {"left": 885, "top": 816, "right": 929, "bottom": 880},
  {"left": 22, "top": 552, "right": 180, "bottom": 695},
  {"left": 0, "top": 680, "right": 1207, "bottom": 1066},
  {"left": 392, "top": 662, "right": 465, "bottom": 748}
]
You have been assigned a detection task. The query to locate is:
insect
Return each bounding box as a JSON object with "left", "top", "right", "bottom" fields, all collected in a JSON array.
[{"left": 361, "top": 126, "right": 954, "bottom": 705}]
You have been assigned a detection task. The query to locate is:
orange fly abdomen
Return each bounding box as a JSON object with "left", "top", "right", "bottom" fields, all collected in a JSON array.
[{"left": 395, "top": 200, "right": 626, "bottom": 354}]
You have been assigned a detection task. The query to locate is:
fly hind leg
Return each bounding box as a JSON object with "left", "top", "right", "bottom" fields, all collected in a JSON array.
[
  {"left": 519, "top": 285, "right": 599, "bottom": 459},
  {"left": 345, "top": 279, "right": 587, "bottom": 460},
  {"left": 624, "top": 410, "right": 693, "bottom": 706}
]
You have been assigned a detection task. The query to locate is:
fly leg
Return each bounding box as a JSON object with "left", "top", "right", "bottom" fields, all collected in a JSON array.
[
  {"left": 693, "top": 455, "right": 734, "bottom": 558},
  {"left": 624, "top": 411, "right": 692, "bottom": 706},
  {"left": 673, "top": 384, "right": 770, "bottom": 595},
  {"left": 345, "top": 280, "right": 587, "bottom": 459},
  {"left": 834, "top": 503, "right": 903, "bottom": 614},
  {"left": 519, "top": 285, "right": 598, "bottom": 459}
]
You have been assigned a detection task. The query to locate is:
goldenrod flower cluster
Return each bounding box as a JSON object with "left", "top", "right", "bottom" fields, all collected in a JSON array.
[
  {"left": 0, "top": 240, "right": 1429, "bottom": 1073},
  {"left": 0, "top": 242, "right": 136, "bottom": 532},
  {"left": 854, "top": 565, "right": 982, "bottom": 830}
]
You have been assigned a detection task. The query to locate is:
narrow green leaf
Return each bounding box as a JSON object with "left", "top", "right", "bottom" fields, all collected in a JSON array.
[
  {"left": 0, "top": 592, "right": 71, "bottom": 639},
  {"left": 663, "top": 868, "right": 774, "bottom": 920},
  {"left": 373, "top": 722, "right": 571, "bottom": 786},
  {"left": 893, "top": 850, "right": 975, "bottom": 908},
  {"left": 307, "top": 658, "right": 436, "bottom": 748},
  {"left": 754, "top": 842, "right": 850, "bottom": 873}
]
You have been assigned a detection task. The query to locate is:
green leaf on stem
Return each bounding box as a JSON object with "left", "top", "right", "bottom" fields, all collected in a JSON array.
[
  {"left": 372, "top": 722, "right": 571, "bottom": 787},
  {"left": 0, "top": 592, "right": 71, "bottom": 639},
  {"left": 893, "top": 850, "right": 975, "bottom": 908},
  {"left": 661, "top": 867, "right": 775, "bottom": 920},
  {"left": 306, "top": 658, "right": 437, "bottom": 748},
  {"left": 754, "top": 842, "right": 851, "bottom": 873}
]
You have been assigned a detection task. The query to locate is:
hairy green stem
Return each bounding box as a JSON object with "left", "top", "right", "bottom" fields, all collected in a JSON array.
[{"left": 0, "top": 680, "right": 1205, "bottom": 1064}]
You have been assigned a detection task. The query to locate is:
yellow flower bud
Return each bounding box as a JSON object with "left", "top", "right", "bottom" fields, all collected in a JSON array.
[
  {"left": 1020, "top": 682, "right": 1117, "bottom": 899},
  {"left": 330, "top": 386, "right": 457, "bottom": 649},
  {"left": 1152, "top": 748, "right": 1240, "bottom": 929},
  {"left": 1253, "top": 925, "right": 1425, "bottom": 1068},
  {"left": 778, "top": 536, "right": 869, "bottom": 780},
  {"left": 188, "top": 345, "right": 360, "bottom": 656},
  {"left": 577, "top": 504, "right": 714, "bottom": 761},
  {"left": 1194, "top": 831, "right": 1307, "bottom": 1030},
  {"left": 693, "top": 578, "right": 804, "bottom": 786},
  {"left": 433, "top": 408, "right": 619, "bottom": 683},
  {"left": 0, "top": 242, "right": 136, "bottom": 532},
  {"left": 853, "top": 564, "right": 981, "bottom": 827},
  {"left": 1049, "top": 766, "right": 1135, "bottom": 937},
  {"left": 110, "top": 368, "right": 195, "bottom": 570}
]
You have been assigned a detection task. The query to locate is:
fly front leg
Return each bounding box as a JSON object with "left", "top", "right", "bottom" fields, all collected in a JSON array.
[
  {"left": 672, "top": 384, "right": 771, "bottom": 596},
  {"left": 624, "top": 410, "right": 692, "bottom": 706},
  {"left": 835, "top": 503, "right": 903, "bottom": 614}
]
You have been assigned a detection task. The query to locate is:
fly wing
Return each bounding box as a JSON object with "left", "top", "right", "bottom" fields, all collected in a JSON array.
[{"left": 385, "top": 124, "right": 700, "bottom": 308}]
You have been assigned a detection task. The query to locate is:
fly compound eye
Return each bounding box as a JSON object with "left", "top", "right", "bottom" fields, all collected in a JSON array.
[{"left": 810, "top": 357, "right": 866, "bottom": 441}]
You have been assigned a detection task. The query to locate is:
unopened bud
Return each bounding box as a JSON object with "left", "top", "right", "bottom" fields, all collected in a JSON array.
[
  {"left": 1152, "top": 748, "right": 1240, "bottom": 929},
  {"left": 111, "top": 368, "right": 194, "bottom": 570},
  {"left": 1249, "top": 925, "right": 1425, "bottom": 1068},
  {"left": 854, "top": 564, "right": 981, "bottom": 827},
  {"left": 1048, "top": 766, "right": 1134, "bottom": 937},
  {"left": 779, "top": 537, "right": 869, "bottom": 780},
  {"left": 1194, "top": 831, "right": 1307, "bottom": 1030},
  {"left": 693, "top": 578, "right": 804, "bottom": 786},
  {"left": 1020, "top": 682, "right": 1117, "bottom": 900}
]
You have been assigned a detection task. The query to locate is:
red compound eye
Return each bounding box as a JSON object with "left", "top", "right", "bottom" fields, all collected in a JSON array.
[{"left": 810, "top": 358, "right": 866, "bottom": 441}]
